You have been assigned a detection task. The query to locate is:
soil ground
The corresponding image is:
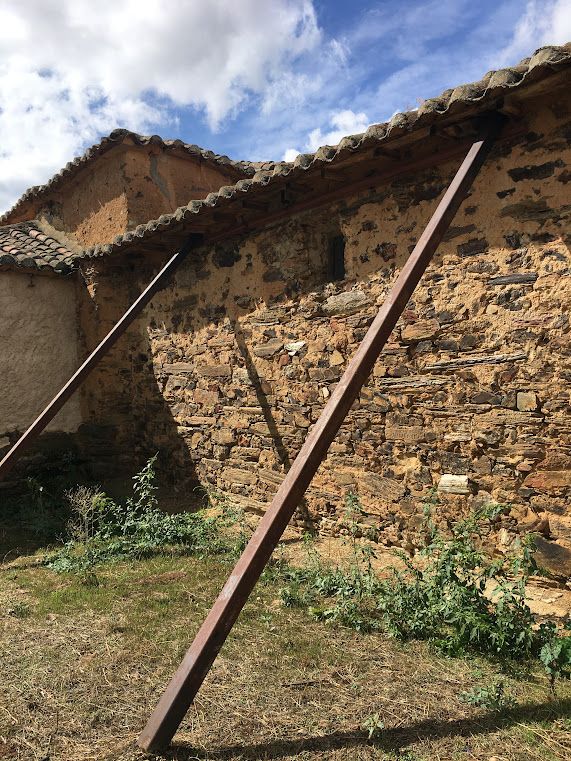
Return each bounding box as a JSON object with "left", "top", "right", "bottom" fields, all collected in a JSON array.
[{"left": 1, "top": 539, "right": 570, "bottom": 761}]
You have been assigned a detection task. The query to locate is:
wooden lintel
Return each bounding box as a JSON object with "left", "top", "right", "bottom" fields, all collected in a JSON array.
[
  {"left": 241, "top": 199, "right": 270, "bottom": 212},
  {"left": 373, "top": 146, "right": 402, "bottom": 160},
  {"left": 198, "top": 118, "right": 520, "bottom": 247},
  {"left": 320, "top": 168, "right": 348, "bottom": 183},
  {"left": 212, "top": 211, "right": 236, "bottom": 222},
  {"left": 498, "top": 95, "right": 523, "bottom": 117},
  {"left": 285, "top": 181, "right": 313, "bottom": 194}
]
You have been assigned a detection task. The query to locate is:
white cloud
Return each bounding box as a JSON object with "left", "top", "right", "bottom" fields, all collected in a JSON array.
[
  {"left": 283, "top": 148, "right": 301, "bottom": 162},
  {"left": 307, "top": 109, "right": 371, "bottom": 150},
  {"left": 2, "top": 0, "right": 570, "bottom": 215},
  {"left": 276, "top": 0, "right": 571, "bottom": 164},
  {"left": 497, "top": 0, "right": 571, "bottom": 65},
  {"left": 282, "top": 109, "right": 370, "bottom": 160},
  {"left": 0, "top": 0, "right": 321, "bottom": 212}
]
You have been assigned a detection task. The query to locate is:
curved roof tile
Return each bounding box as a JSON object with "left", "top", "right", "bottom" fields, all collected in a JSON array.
[
  {"left": 81, "top": 43, "right": 571, "bottom": 260},
  {"left": 0, "top": 130, "right": 256, "bottom": 226},
  {"left": 0, "top": 222, "right": 77, "bottom": 274}
]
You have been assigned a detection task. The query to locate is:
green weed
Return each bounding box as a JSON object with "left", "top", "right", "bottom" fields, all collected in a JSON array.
[
  {"left": 46, "top": 456, "right": 223, "bottom": 576},
  {"left": 278, "top": 494, "right": 571, "bottom": 691},
  {"left": 361, "top": 712, "right": 385, "bottom": 740},
  {"left": 459, "top": 680, "right": 516, "bottom": 710}
]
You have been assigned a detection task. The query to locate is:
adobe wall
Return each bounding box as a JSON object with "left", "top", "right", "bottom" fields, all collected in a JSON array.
[
  {"left": 33, "top": 146, "right": 240, "bottom": 249},
  {"left": 79, "top": 87, "right": 571, "bottom": 573},
  {"left": 0, "top": 271, "right": 82, "bottom": 457}
]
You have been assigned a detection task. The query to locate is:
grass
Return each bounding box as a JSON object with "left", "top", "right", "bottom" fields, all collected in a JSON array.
[{"left": 1, "top": 545, "right": 570, "bottom": 761}]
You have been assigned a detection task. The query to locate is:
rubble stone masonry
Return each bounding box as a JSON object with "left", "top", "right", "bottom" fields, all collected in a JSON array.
[{"left": 79, "top": 88, "right": 571, "bottom": 575}]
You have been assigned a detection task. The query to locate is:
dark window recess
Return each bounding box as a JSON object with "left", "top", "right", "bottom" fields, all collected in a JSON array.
[{"left": 328, "top": 236, "right": 345, "bottom": 281}]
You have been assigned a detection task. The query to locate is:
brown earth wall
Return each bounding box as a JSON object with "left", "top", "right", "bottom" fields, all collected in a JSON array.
[
  {"left": 34, "top": 146, "right": 238, "bottom": 249},
  {"left": 78, "top": 89, "right": 571, "bottom": 573}
]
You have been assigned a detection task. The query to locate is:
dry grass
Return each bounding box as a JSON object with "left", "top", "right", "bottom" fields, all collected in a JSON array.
[{"left": 1, "top": 548, "right": 570, "bottom": 761}]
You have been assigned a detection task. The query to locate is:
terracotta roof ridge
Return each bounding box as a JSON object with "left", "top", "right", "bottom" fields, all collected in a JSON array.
[
  {"left": 79, "top": 42, "right": 571, "bottom": 261},
  {"left": 0, "top": 130, "right": 256, "bottom": 225}
]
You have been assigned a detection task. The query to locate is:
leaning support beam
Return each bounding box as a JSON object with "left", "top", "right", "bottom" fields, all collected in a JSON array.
[
  {"left": 138, "top": 112, "right": 506, "bottom": 752},
  {"left": 0, "top": 234, "right": 203, "bottom": 481}
]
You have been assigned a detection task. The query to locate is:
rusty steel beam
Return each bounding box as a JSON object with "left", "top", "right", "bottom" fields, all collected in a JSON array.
[
  {"left": 0, "top": 234, "right": 203, "bottom": 481},
  {"left": 138, "top": 112, "right": 507, "bottom": 752}
]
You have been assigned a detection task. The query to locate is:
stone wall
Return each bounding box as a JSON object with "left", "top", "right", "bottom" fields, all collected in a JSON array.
[
  {"left": 0, "top": 270, "right": 82, "bottom": 459},
  {"left": 79, "top": 87, "right": 571, "bottom": 573}
]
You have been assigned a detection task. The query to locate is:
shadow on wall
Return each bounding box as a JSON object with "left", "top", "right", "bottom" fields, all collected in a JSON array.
[
  {"left": 73, "top": 116, "right": 571, "bottom": 536},
  {"left": 70, "top": 254, "right": 203, "bottom": 511},
  {"left": 232, "top": 318, "right": 291, "bottom": 470},
  {"left": 92, "top": 330, "right": 204, "bottom": 512},
  {"left": 231, "top": 318, "right": 312, "bottom": 526}
]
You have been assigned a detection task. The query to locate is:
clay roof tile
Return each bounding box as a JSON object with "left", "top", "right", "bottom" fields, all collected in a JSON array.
[{"left": 0, "top": 221, "right": 77, "bottom": 274}]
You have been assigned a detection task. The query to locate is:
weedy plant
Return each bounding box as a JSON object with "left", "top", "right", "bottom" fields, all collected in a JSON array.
[
  {"left": 212, "top": 491, "right": 252, "bottom": 557},
  {"left": 361, "top": 712, "right": 385, "bottom": 740},
  {"left": 47, "top": 455, "right": 223, "bottom": 578},
  {"left": 539, "top": 620, "right": 571, "bottom": 693},
  {"left": 0, "top": 451, "right": 82, "bottom": 541},
  {"left": 459, "top": 680, "right": 516, "bottom": 710},
  {"left": 279, "top": 492, "right": 571, "bottom": 691},
  {"left": 375, "top": 503, "right": 540, "bottom": 660}
]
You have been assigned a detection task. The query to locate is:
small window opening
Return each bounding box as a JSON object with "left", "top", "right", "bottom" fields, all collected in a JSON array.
[{"left": 328, "top": 235, "right": 345, "bottom": 281}]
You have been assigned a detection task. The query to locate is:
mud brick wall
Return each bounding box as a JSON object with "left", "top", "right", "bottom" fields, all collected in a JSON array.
[
  {"left": 79, "top": 88, "right": 571, "bottom": 574},
  {"left": 0, "top": 270, "right": 85, "bottom": 494}
]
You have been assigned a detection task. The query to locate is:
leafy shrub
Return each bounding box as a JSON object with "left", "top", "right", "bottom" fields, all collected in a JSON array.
[
  {"left": 47, "top": 456, "right": 222, "bottom": 574},
  {"left": 375, "top": 505, "right": 538, "bottom": 659},
  {"left": 361, "top": 712, "right": 385, "bottom": 740},
  {"left": 539, "top": 621, "right": 571, "bottom": 693},
  {"left": 459, "top": 681, "right": 516, "bottom": 710},
  {"left": 0, "top": 451, "right": 82, "bottom": 541},
  {"left": 278, "top": 496, "right": 571, "bottom": 688}
]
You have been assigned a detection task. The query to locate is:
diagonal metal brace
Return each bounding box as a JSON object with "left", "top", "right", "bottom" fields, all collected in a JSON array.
[{"left": 138, "top": 112, "right": 507, "bottom": 751}]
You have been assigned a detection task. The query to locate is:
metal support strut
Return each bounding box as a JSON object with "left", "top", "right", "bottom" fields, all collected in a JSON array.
[
  {"left": 138, "top": 112, "right": 506, "bottom": 752},
  {"left": 0, "top": 234, "right": 203, "bottom": 481}
]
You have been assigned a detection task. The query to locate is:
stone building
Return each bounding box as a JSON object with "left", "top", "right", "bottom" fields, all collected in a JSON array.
[{"left": 1, "top": 44, "right": 571, "bottom": 574}]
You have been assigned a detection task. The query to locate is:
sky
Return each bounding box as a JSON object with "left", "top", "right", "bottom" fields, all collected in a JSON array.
[{"left": 0, "top": 0, "right": 570, "bottom": 213}]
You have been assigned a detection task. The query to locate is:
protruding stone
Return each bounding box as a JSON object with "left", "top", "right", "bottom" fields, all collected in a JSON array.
[
  {"left": 212, "top": 428, "right": 235, "bottom": 445},
  {"left": 385, "top": 424, "right": 426, "bottom": 443},
  {"left": 524, "top": 470, "right": 571, "bottom": 491},
  {"left": 517, "top": 391, "right": 538, "bottom": 411},
  {"left": 401, "top": 319, "right": 440, "bottom": 343},
  {"left": 329, "top": 350, "right": 344, "bottom": 366},
  {"left": 471, "top": 391, "right": 501, "bottom": 405},
  {"left": 223, "top": 467, "right": 257, "bottom": 485},
  {"left": 250, "top": 308, "right": 289, "bottom": 325},
  {"left": 437, "top": 474, "right": 471, "bottom": 495},
  {"left": 195, "top": 364, "right": 232, "bottom": 377},
  {"left": 163, "top": 362, "right": 194, "bottom": 374},
  {"left": 533, "top": 537, "right": 571, "bottom": 577},
  {"left": 284, "top": 340, "right": 305, "bottom": 355},
  {"left": 488, "top": 272, "right": 537, "bottom": 286},
  {"left": 323, "top": 289, "right": 371, "bottom": 316},
  {"left": 360, "top": 472, "right": 406, "bottom": 502},
  {"left": 253, "top": 339, "right": 283, "bottom": 358}
]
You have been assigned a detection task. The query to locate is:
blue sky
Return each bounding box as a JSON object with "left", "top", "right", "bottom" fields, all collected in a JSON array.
[{"left": 0, "top": 0, "right": 569, "bottom": 211}]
